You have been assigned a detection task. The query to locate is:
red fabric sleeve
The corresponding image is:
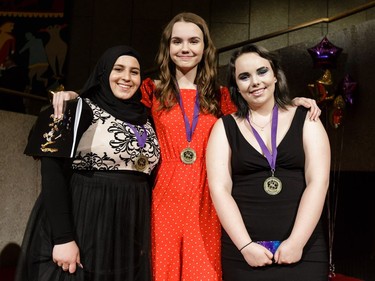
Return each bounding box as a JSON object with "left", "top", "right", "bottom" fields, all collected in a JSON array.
[
  {"left": 140, "top": 78, "right": 156, "bottom": 109},
  {"left": 220, "top": 86, "right": 237, "bottom": 115}
]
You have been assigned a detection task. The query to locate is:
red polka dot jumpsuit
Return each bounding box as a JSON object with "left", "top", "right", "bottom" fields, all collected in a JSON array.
[{"left": 141, "top": 78, "right": 236, "bottom": 280}]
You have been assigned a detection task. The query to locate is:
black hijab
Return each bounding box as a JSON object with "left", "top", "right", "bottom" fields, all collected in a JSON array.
[{"left": 80, "top": 45, "right": 147, "bottom": 125}]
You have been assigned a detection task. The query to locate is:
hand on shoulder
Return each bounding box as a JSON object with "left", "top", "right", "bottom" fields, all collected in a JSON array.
[{"left": 292, "top": 97, "right": 321, "bottom": 121}]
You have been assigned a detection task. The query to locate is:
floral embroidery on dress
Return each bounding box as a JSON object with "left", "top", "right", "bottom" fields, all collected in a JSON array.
[
  {"left": 108, "top": 121, "right": 137, "bottom": 155},
  {"left": 87, "top": 99, "right": 111, "bottom": 124},
  {"left": 72, "top": 98, "right": 160, "bottom": 173},
  {"left": 72, "top": 152, "right": 119, "bottom": 170}
]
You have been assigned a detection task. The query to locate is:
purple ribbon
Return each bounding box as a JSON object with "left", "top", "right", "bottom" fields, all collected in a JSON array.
[
  {"left": 246, "top": 105, "right": 278, "bottom": 171},
  {"left": 125, "top": 123, "right": 147, "bottom": 148},
  {"left": 177, "top": 89, "right": 200, "bottom": 143}
]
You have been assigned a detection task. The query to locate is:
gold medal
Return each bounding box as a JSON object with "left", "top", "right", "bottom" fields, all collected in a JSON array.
[
  {"left": 180, "top": 147, "right": 197, "bottom": 164},
  {"left": 263, "top": 176, "right": 282, "bottom": 195},
  {"left": 134, "top": 154, "right": 149, "bottom": 171}
]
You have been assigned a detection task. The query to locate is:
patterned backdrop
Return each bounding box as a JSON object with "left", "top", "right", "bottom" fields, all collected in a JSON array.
[{"left": 0, "top": 0, "right": 68, "bottom": 98}]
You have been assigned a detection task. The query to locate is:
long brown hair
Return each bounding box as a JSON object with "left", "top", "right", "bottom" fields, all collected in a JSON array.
[{"left": 155, "top": 12, "right": 220, "bottom": 116}]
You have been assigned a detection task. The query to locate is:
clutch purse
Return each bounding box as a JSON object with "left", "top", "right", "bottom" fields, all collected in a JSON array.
[
  {"left": 24, "top": 98, "right": 83, "bottom": 158},
  {"left": 255, "top": 240, "right": 281, "bottom": 254}
]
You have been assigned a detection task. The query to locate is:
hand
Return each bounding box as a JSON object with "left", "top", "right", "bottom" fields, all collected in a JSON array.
[
  {"left": 292, "top": 97, "right": 321, "bottom": 121},
  {"left": 273, "top": 239, "right": 303, "bottom": 265},
  {"left": 52, "top": 91, "right": 79, "bottom": 119},
  {"left": 52, "top": 240, "right": 83, "bottom": 274},
  {"left": 241, "top": 242, "right": 274, "bottom": 267}
]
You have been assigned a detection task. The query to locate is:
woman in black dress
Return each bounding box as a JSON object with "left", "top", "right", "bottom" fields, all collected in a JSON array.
[
  {"left": 206, "top": 44, "right": 330, "bottom": 281},
  {"left": 16, "top": 45, "right": 160, "bottom": 280}
]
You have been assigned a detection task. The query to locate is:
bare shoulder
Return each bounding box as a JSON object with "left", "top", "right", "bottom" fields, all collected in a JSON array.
[{"left": 279, "top": 105, "right": 297, "bottom": 120}]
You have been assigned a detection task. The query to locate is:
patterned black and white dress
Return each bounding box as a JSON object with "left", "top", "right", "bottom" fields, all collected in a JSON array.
[{"left": 17, "top": 98, "right": 160, "bottom": 281}]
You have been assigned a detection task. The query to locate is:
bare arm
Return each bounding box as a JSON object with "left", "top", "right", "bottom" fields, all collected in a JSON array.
[
  {"left": 206, "top": 118, "right": 273, "bottom": 267},
  {"left": 274, "top": 115, "right": 330, "bottom": 264}
]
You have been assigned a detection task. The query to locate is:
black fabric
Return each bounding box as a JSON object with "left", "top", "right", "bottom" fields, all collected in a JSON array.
[
  {"left": 221, "top": 107, "right": 328, "bottom": 280},
  {"left": 16, "top": 171, "right": 152, "bottom": 281},
  {"left": 0, "top": 63, "right": 28, "bottom": 113},
  {"left": 80, "top": 45, "right": 147, "bottom": 125},
  {"left": 41, "top": 157, "right": 75, "bottom": 244},
  {"left": 23, "top": 99, "right": 92, "bottom": 243},
  {"left": 24, "top": 100, "right": 92, "bottom": 244},
  {"left": 24, "top": 99, "right": 93, "bottom": 158}
]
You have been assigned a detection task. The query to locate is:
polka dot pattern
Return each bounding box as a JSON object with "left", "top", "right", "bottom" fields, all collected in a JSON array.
[{"left": 141, "top": 79, "right": 236, "bottom": 280}]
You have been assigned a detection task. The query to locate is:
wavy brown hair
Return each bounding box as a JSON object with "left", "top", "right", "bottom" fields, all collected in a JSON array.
[{"left": 155, "top": 12, "right": 221, "bottom": 116}]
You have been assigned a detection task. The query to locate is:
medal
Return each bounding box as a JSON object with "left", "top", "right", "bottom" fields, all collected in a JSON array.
[
  {"left": 180, "top": 147, "right": 197, "bottom": 164},
  {"left": 177, "top": 85, "right": 200, "bottom": 164},
  {"left": 247, "top": 105, "right": 282, "bottom": 195},
  {"left": 134, "top": 154, "right": 149, "bottom": 171},
  {"left": 264, "top": 175, "right": 282, "bottom": 195},
  {"left": 125, "top": 122, "right": 148, "bottom": 171}
]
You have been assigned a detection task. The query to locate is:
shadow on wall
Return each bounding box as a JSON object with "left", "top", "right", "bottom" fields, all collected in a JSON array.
[{"left": 0, "top": 242, "right": 21, "bottom": 281}]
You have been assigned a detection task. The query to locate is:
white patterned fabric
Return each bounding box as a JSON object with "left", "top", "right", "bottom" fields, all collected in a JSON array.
[{"left": 72, "top": 98, "right": 160, "bottom": 174}]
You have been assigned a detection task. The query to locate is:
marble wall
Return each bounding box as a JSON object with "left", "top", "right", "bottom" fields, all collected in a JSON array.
[{"left": 0, "top": 111, "right": 39, "bottom": 252}]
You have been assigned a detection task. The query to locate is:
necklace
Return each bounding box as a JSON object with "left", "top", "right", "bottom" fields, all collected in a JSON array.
[{"left": 249, "top": 114, "right": 272, "bottom": 131}]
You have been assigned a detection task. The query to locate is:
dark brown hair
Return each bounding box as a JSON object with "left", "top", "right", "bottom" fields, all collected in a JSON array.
[{"left": 227, "top": 44, "right": 292, "bottom": 118}]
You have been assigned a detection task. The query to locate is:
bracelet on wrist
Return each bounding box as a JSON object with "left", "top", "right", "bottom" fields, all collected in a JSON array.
[{"left": 239, "top": 241, "right": 253, "bottom": 252}]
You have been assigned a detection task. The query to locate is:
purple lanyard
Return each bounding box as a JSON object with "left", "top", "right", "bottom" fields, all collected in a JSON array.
[
  {"left": 125, "top": 123, "right": 147, "bottom": 148},
  {"left": 246, "top": 105, "right": 278, "bottom": 171},
  {"left": 177, "top": 89, "right": 200, "bottom": 143}
]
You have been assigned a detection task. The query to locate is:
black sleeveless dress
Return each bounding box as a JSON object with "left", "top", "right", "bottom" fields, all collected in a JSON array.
[{"left": 221, "top": 107, "right": 328, "bottom": 281}]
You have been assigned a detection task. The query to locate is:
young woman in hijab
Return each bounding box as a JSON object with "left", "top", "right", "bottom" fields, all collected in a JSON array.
[{"left": 16, "top": 45, "right": 160, "bottom": 281}]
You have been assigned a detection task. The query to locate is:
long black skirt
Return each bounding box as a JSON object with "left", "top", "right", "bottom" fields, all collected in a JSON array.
[{"left": 16, "top": 170, "right": 152, "bottom": 281}]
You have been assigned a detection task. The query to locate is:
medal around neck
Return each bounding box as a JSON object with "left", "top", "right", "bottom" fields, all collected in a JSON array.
[
  {"left": 247, "top": 105, "right": 282, "bottom": 195},
  {"left": 264, "top": 175, "right": 282, "bottom": 195},
  {"left": 134, "top": 154, "right": 149, "bottom": 171},
  {"left": 177, "top": 87, "right": 200, "bottom": 165},
  {"left": 125, "top": 122, "right": 148, "bottom": 172},
  {"left": 180, "top": 147, "right": 197, "bottom": 164}
]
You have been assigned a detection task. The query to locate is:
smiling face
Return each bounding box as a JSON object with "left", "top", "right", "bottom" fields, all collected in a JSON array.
[
  {"left": 235, "top": 52, "right": 277, "bottom": 108},
  {"left": 109, "top": 55, "right": 141, "bottom": 100},
  {"left": 169, "top": 21, "right": 204, "bottom": 74}
]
